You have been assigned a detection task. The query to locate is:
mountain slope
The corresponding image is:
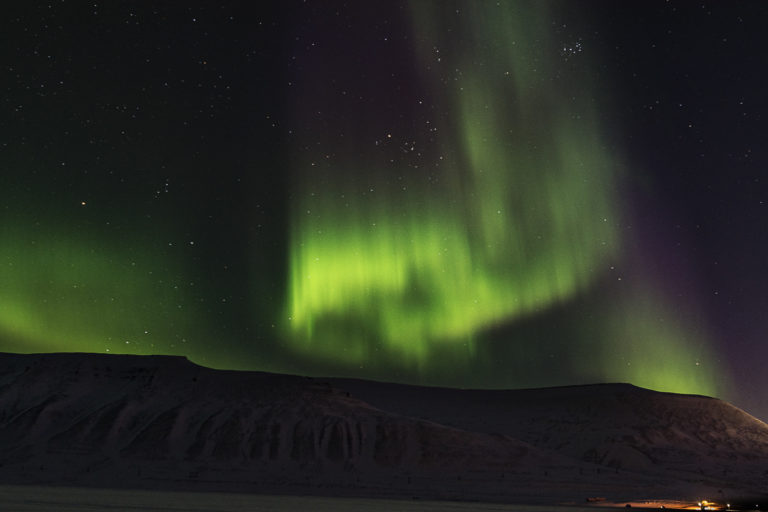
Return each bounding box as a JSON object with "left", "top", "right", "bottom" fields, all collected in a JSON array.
[
  {"left": 0, "top": 352, "right": 765, "bottom": 505},
  {"left": 331, "top": 378, "right": 768, "bottom": 478}
]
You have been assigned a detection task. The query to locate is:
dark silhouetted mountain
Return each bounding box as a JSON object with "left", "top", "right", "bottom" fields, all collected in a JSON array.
[{"left": 0, "top": 352, "right": 765, "bottom": 505}]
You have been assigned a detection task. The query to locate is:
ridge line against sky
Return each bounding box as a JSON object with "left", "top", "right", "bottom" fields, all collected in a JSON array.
[{"left": 0, "top": 1, "right": 766, "bottom": 419}]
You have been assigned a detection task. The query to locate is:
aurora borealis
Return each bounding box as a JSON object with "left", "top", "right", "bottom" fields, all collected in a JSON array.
[
  {"left": 2, "top": 1, "right": 768, "bottom": 419},
  {"left": 0, "top": 218, "right": 203, "bottom": 355},
  {"left": 286, "top": 2, "right": 619, "bottom": 363}
]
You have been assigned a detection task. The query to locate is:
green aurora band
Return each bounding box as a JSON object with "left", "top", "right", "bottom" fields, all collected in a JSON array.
[
  {"left": 0, "top": 220, "right": 204, "bottom": 359},
  {"left": 285, "top": 1, "right": 723, "bottom": 396},
  {"left": 0, "top": 1, "right": 723, "bottom": 400},
  {"left": 286, "top": 2, "right": 617, "bottom": 359}
]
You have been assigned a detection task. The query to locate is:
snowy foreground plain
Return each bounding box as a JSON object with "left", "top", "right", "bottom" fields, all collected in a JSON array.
[{"left": 0, "top": 485, "right": 601, "bottom": 512}]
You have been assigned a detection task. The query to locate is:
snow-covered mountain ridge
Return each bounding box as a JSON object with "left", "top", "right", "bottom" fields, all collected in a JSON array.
[{"left": 0, "top": 352, "right": 765, "bottom": 505}]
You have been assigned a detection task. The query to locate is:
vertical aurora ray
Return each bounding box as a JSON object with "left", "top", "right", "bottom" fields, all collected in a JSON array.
[
  {"left": 285, "top": 1, "right": 619, "bottom": 363},
  {"left": 594, "top": 288, "right": 721, "bottom": 397},
  {"left": 283, "top": 1, "right": 726, "bottom": 399},
  {"left": 0, "top": 0, "right": 738, "bottom": 404}
]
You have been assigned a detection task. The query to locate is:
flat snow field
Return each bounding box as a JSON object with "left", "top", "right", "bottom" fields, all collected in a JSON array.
[{"left": 0, "top": 485, "right": 605, "bottom": 511}]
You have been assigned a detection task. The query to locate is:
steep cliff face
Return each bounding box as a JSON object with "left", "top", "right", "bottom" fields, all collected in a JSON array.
[
  {"left": 0, "top": 353, "right": 548, "bottom": 476},
  {"left": 0, "top": 352, "right": 766, "bottom": 504}
]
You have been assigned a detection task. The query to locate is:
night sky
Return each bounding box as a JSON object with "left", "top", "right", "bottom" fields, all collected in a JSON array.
[{"left": 3, "top": 1, "right": 768, "bottom": 420}]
